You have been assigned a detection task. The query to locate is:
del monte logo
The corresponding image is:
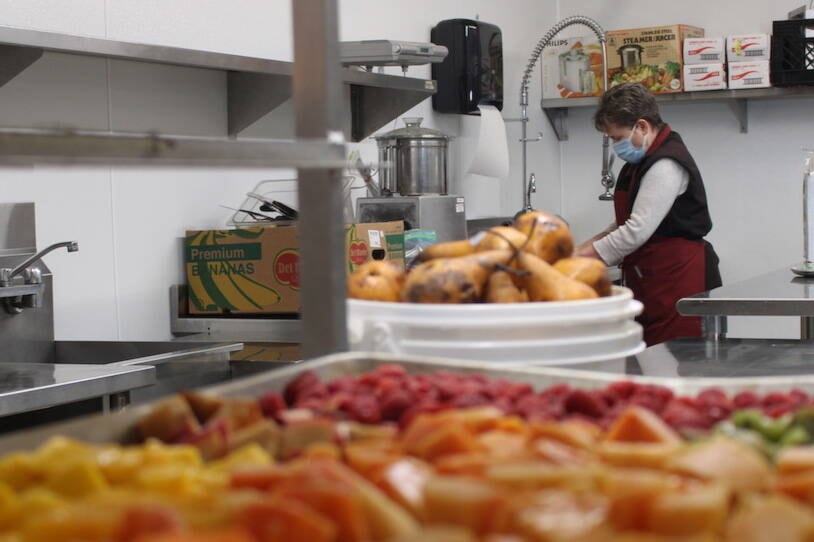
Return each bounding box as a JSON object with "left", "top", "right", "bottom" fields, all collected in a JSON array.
[
  {"left": 349, "top": 241, "right": 369, "bottom": 266},
  {"left": 274, "top": 249, "right": 299, "bottom": 289}
]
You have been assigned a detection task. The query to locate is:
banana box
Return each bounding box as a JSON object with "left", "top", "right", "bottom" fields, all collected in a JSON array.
[{"left": 185, "top": 221, "right": 404, "bottom": 316}]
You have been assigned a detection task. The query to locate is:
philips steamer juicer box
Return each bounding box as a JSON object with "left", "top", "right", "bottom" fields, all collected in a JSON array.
[{"left": 541, "top": 36, "right": 605, "bottom": 99}]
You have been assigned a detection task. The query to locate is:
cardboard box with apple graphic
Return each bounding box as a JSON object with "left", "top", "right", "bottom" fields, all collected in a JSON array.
[{"left": 185, "top": 221, "right": 404, "bottom": 316}]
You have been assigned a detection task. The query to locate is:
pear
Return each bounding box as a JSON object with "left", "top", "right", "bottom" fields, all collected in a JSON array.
[
  {"left": 484, "top": 270, "right": 529, "bottom": 303},
  {"left": 347, "top": 260, "right": 406, "bottom": 302},
  {"left": 474, "top": 226, "right": 529, "bottom": 253},
  {"left": 514, "top": 210, "right": 574, "bottom": 264},
  {"left": 517, "top": 251, "right": 598, "bottom": 302},
  {"left": 554, "top": 257, "right": 612, "bottom": 297},
  {"left": 418, "top": 238, "right": 476, "bottom": 262},
  {"left": 402, "top": 250, "right": 514, "bottom": 303}
]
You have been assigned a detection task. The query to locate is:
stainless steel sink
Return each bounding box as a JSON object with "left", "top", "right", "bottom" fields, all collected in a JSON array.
[
  {"left": 51, "top": 341, "right": 242, "bottom": 403},
  {"left": 0, "top": 341, "right": 245, "bottom": 434}
]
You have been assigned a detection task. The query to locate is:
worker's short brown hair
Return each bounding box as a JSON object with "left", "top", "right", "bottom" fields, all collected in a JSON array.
[{"left": 594, "top": 83, "right": 664, "bottom": 132}]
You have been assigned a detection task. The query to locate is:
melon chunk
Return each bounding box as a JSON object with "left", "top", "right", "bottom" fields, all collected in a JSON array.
[
  {"left": 604, "top": 407, "right": 681, "bottom": 445},
  {"left": 669, "top": 437, "right": 772, "bottom": 493},
  {"left": 726, "top": 495, "right": 814, "bottom": 542}
]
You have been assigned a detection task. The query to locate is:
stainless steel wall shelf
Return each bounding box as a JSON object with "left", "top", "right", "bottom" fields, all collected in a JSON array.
[
  {"left": 541, "top": 86, "right": 814, "bottom": 141},
  {"left": 0, "top": 25, "right": 436, "bottom": 142},
  {"left": 0, "top": 128, "right": 345, "bottom": 168}
]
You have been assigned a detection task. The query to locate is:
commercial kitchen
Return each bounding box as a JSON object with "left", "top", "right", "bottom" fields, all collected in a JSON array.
[{"left": 0, "top": 0, "right": 813, "bottom": 539}]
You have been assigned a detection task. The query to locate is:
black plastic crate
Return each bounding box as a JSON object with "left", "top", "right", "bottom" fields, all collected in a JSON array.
[{"left": 771, "top": 19, "right": 814, "bottom": 86}]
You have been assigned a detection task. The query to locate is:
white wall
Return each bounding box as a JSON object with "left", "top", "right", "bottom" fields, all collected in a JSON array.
[
  {"left": 0, "top": 0, "right": 559, "bottom": 340},
  {"left": 1, "top": 0, "right": 808, "bottom": 340}
]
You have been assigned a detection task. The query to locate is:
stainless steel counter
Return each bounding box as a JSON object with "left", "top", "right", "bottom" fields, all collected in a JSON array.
[
  {"left": 0, "top": 362, "right": 154, "bottom": 416},
  {"left": 566, "top": 337, "right": 814, "bottom": 379},
  {"left": 677, "top": 266, "right": 814, "bottom": 339}
]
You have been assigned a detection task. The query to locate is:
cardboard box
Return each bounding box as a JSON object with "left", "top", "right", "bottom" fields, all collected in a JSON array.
[
  {"left": 541, "top": 35, "right": 605, "bottom": 99},
  {"left": 728, "top": 60, "right": 771, "bottom": 89},
  {"left": 726, "top": 34, "right": 770, "bottom": 62},
  {"left": 185, "top": 221, "right": 404, "bottom": 315},
  {"left": 683, "top": 63, "right": 727, "bottom": 91},
  {"left": 683, "top": 37, "right": 725, "bottom": 64},
  {"left": 230, "top": 343, "right": 302, "bottom": 363},
  {"left": 344, "top": 221, "right": 406, "bottom": 273},
  {"left": 606, "top": 25, "right": 704, "bottom": 93}
]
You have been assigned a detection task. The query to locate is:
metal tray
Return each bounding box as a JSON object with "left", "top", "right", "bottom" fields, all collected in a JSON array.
[{"left": 4, "top": 351, "right": 814, "bottom": 454}]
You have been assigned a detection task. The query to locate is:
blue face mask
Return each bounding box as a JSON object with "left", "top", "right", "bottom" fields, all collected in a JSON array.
[{"left": 613, "top": 124, "right": 648, "bottom": 164}]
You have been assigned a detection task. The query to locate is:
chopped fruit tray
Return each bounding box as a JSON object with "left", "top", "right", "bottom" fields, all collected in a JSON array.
[{"left": 3, "top": 353, "right": 814, "bottom": 541}]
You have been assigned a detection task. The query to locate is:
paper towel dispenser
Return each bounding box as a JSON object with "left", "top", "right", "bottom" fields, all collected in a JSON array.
[{"left": 431, "top": 19, "right": 503, "bottom": 114}]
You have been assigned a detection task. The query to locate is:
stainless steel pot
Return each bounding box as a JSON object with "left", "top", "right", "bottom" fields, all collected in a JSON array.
[{"left": 375, "top": 117, "right": 449, "bottom": 195}]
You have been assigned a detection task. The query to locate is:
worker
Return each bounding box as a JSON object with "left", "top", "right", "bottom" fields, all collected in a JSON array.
[{"left": 575, "top": 82, "right": 721, "bottom": 346}]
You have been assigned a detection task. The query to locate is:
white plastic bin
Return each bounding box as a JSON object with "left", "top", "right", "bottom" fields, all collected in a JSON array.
[{"left": 347, "top": 286, "right": 644, "bottom": 365}]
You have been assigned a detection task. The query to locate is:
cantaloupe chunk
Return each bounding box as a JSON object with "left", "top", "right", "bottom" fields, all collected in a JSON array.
[
  {"left": 486, "top": 463, "right": 599, "bottom": 492},
  {"left": 726, "top": 495, "right": 814, "bottom": 542},
  {"left": 598, "top": 441, "right": 682, "bottom": 469},
  {"left": 379, "top": 458, "right": 433, "bottom": 517},
  {"left": 530, "top": 419, "right": 601, "bottom": 450},
  {"left": 236, "top": 497, "right": 337, "bottom": 542},
  {"left": 404, "top": 425, "right": 481, "bottom": 463},
  {"left": 775, "top": 470, "right": 814, "bottom": 503},
  {"left": 599, "top": 468, "right": 680, "bottom": 531},
  {"left": 669, "top": 437, "right": 772, "bottom": 493},
  {"left": 511, "top": 489, "right": 610, "bottom": 541},
  {"left": 646, "top": 483, "right": 730, "bottom": 536},
  {"left": 776, "top": 445, "right": 814, "bottom": 474},
  {"left": 423, "top": 476, "right": 506, "bottom": 534},
  {"left": 604, "top": 407, "right": 681, "bottom": 445}
]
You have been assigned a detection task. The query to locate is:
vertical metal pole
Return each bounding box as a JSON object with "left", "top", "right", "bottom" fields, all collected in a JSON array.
[
  {"left": 801, "top": 316, "right": 814, "bottom": 341},
  {"left": 292, "top": 0, "right": 348, "bottom": 358}
]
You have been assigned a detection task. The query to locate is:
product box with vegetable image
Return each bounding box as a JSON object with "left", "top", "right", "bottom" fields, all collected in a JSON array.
[
  {"left": 541, "top": 35, "right": 605, "bottom": 99},
  {"left": 606, "top": 24, "right": 705, "bottom": 93},
  {"left": 186, "top": 221, "right": 404, "bottom": 316}
]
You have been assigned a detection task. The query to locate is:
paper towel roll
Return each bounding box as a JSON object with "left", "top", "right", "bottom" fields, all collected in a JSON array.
[{"left": 466, "top": 105, "right": 509, "bottom": 179}]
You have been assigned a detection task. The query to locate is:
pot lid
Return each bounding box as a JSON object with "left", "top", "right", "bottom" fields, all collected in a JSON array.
[{"left": 375, "top": 117, "right": 449, "bottom": 140}]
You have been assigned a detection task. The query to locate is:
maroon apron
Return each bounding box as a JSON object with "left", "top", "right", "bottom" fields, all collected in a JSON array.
[{"left": 614, "top": 128, "right": 706, "bottom": 346}]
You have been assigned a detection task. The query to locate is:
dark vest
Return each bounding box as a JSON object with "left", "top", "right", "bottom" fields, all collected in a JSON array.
[{"left": 617, "top": 129, "right": 713, "bottom": 240}]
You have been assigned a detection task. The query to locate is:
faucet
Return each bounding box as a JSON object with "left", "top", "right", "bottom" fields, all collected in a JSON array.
[
  {"left": 524, "top": 173, "right": 537, "bottom": 212},
  {"left": 518, "top": 15, "right": 609, "bottom": 212},
  {"left": 0, "top": 241, "right": 78, "bottom": 313},
  {"left": 0, "top": 240, "right": 79, "bottom": 286},
  {"left": 599, "top": 152, "right": 616, "bottom": 201}
]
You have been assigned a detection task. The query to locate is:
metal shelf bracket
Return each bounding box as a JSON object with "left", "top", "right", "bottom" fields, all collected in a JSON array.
[
  {"left": 543, "top": 106, "right": 568, "bottom": 141},
  {"left": 0, "top": 44, "right": 42, "bottom": 87},
  {"left": 227, "top": 72, "right": 293, "bottom": 136},
  {"left": 728, "top": 98, "right": 749, "bottom": 134}
]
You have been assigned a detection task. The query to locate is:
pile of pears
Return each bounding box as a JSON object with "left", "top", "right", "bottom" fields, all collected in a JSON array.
[{"left": 347, "top": 210, "right": 611, "bottom": 304}]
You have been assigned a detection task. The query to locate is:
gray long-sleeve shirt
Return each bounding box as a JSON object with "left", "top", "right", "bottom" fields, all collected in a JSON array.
[{"left": 594, "top": 158, "right": 690, "bottom": 267}]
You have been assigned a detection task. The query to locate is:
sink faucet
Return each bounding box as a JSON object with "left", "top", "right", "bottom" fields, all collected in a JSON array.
[
  {"left": 518, "top": 15, "right": 608, "bottom": 212},
  {"left": 524, "top": 173, "right": 537, "bottom": 212},
  {"left": 599, "top": 152, "right": 616, "bottom": 201},
  {"left": 0, "top": 240, "right": 79, "bottom": 286},
  {"left": 0, "top": 240, "right": 78, "bottom": 313}
]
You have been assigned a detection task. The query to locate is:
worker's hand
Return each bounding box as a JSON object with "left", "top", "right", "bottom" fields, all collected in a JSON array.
[{"left": 574, "top": 241, "right": 605, "bottom": 263}]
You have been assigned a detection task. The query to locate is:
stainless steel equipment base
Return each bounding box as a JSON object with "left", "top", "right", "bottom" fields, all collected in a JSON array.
[{"left": 355, "top": 194, "right": 467, "bottom": 243}]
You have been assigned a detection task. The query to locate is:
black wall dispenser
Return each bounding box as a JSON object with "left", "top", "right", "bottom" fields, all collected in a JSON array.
[{"left": 431, "top": 19, "right": 503, "bottom": 114}]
